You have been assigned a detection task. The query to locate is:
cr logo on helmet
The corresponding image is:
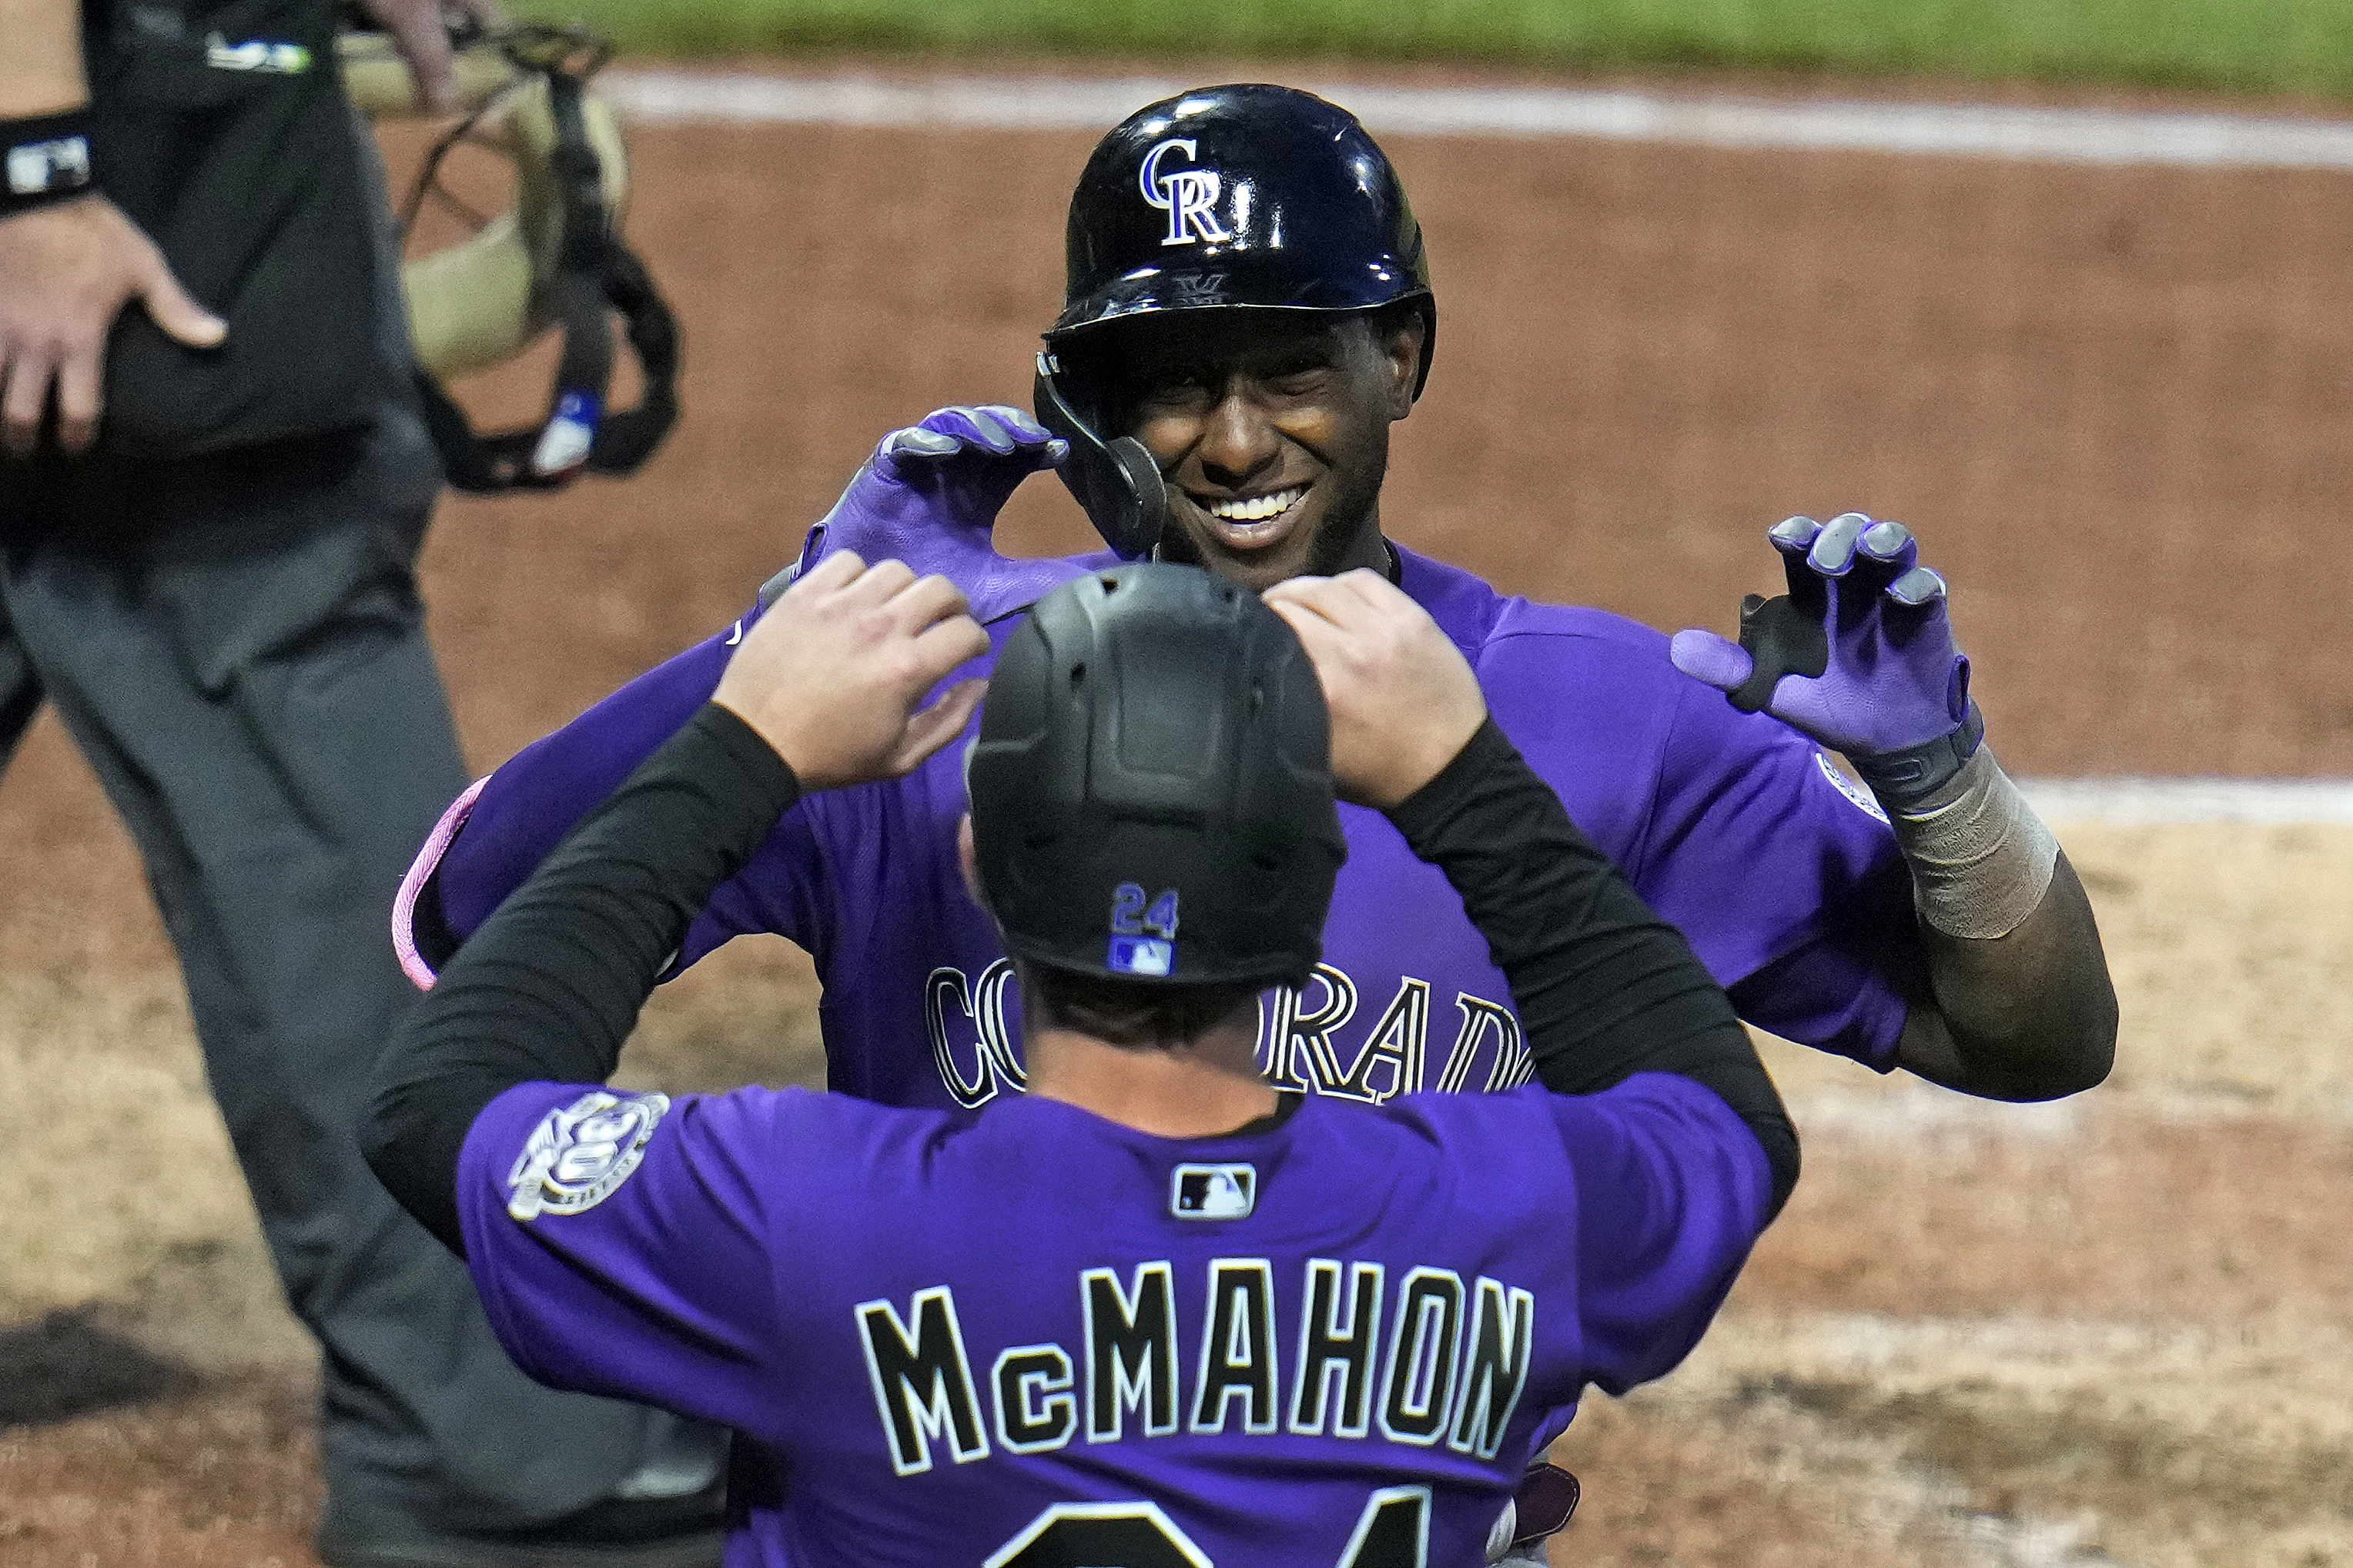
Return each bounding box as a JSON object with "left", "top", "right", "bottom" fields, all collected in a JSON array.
[{"left": 1139, "top": 139, "right": 1233, "bottom": 247}]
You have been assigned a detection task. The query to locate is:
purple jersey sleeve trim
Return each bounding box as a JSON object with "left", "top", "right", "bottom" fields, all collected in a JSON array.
[
  {"left": 392, "top": 774, "right": 487, "bottom": 991},
  {"left": 1575, "top": 1071, "right": 1775, "bottom": 1223}
]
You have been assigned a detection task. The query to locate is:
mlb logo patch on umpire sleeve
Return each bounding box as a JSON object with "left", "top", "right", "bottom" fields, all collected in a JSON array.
[{"left": 1170, "top": 1163, "right": 1255, "bottom": 1220}]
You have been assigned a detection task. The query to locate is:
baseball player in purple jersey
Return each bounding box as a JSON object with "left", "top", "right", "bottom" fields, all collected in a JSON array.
[
  {"left": 396, "top": 85, "right": 2112, "bottom": 1118},
  {"left": 365, "top": 554, "right": 1797, "bottom": 1566}
]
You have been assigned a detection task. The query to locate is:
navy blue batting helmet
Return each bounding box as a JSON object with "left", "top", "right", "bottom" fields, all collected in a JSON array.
[{"left": 1034, "top": 85, "right": 1437, "bottom": 558}]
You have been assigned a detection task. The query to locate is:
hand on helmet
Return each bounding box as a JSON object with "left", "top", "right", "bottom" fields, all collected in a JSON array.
[
  {"left": 1264, "top": 570, "right": 1487, "bottom": 811},
  {"left": 872, "top": 405, "right": 1068, "bottom": 490},
  {"left": 783, "top": 406, "right": 1065, "bottom": 591},
  {"left": 1669, "top": 513, "right": 1971, "bottom": 761},
  {"left": 714, "top": 550, "right": 989, "bottom": 791}
]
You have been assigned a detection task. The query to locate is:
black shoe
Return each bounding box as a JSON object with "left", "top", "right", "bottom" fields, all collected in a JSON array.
[{"left": 316, "top": 1480, "right": 725, "bottom": 1568}]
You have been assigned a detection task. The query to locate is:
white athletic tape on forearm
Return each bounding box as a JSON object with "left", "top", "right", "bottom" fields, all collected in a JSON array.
[{"left": 1887, "top": 745, "right": 2059, "bottom": 940}]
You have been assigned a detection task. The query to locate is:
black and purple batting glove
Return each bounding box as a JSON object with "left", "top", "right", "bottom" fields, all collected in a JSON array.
[
  {"left": 777, "top": 405, "right": 1068, "bottom": 603},
  {"left": 1671, "top": 513, "right": 1980, "bottom": 802}
]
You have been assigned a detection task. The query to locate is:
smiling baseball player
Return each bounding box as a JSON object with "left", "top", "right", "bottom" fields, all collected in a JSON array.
[
  {"left": 399, "top": 85, "right": 2112, "bottom": 1120},
  {"left": 366, "top": 556, "right": 1796, "bottom": 1566}
]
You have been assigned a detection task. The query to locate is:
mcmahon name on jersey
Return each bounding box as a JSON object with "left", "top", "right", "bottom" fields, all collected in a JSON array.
[{"left": 854, "top": 1258, "right": 1535, "bottom": 1477}]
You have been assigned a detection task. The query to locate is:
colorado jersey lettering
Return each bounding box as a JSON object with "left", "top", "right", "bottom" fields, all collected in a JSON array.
[
  {"left": 457, "top": 1072, "right": 1772, "bottom": 1567},
  {"left": 927, "top": 960, "right": 1527, "bottom": 1112}
]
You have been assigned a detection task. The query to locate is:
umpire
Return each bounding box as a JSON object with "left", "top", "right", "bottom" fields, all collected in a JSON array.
[
  {"left": 0, "top": 0, "right": 721, "bottom": 1562},
  {"left": 364, "top": 555, "right": 1798, "bottom": 1565}
]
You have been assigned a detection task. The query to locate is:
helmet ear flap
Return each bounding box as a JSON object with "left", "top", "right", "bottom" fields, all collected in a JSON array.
[{"left": 1033, "top": 351, "right": 1172, "bottom": 560}]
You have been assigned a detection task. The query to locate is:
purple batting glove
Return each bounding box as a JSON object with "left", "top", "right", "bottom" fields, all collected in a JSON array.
[
  {"left": 1669, "top": 513, "right": 1972, "bottom": 761},
  {"left": 768, "top": 406, "right": 1070, "bottom": 616}
]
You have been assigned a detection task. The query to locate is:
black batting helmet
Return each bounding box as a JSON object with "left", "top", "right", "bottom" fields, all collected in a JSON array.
[
  {"left": 1033, "top": 85, "right": 1437, "bottom": 558},
  {"left": 966, "top": 563, "right": 1346, "bottom": 990}
]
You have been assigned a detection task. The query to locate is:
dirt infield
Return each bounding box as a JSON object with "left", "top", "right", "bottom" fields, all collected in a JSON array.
[{"left": 5, "top": 73, "right": 2352, "bottom": 1566}]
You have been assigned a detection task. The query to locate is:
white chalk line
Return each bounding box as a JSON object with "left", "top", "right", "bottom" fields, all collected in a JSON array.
[
  {"left": 602, "top": 69, "right": 2353, "bottom": 172},
  {"left": 2019, "top": 777, "right": 2353, "bottom": 824}
]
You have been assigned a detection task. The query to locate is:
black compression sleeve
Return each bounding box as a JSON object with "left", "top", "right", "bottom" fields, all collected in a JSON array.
[
  {"left": 1384, "top": 720, "right": 1798, "bottom": 1215},
  {"left": 363, "top": 704, "right": 801, "bottom": 1254}
]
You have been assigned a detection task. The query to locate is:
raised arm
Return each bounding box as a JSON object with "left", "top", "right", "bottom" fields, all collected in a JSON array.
[
  {"left": 1671, "top": 513, "right": 2116, "bottom": 1100},
  {"left": 400, "top": 619, "right": 739, "bottom": 981},
  {"left": 366, "top": 553, "right": 989, "bottom": 1252},
  {"left": 400, "top": 408, "right": 1068, "bottom": 981},
  {"left": 1266, "top": 572, "right": 1797, "bottom": 1217}
]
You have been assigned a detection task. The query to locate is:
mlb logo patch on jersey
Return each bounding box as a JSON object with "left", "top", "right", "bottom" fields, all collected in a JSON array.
[{"left": 1170, "top": 1163, "right": 1256, "bottom": 1220}]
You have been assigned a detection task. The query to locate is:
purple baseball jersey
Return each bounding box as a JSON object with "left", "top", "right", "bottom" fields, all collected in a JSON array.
[
  {"left": 403, "top": 544, "right": 1920, "bottom": 1108},
  {"left": 458, "top": 1070, "right": 1772, "bottom": 1566}
]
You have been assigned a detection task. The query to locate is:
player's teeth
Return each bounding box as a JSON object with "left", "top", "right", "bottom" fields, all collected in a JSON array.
[{"left": 1207, "top": 486, "right": 1306, "bottom": 522}]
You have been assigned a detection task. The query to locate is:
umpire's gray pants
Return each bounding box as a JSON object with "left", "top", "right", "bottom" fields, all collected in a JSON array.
[{"left": 0, "top": 408, "right": 668, "bottom": 1536}]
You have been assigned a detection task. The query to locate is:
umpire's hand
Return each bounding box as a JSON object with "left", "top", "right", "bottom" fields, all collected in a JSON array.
[
  {"left": 359, "top": 0, "right": 507, "bottom": 114},
  {"left": 713, "top": 551, "right": 989, "bottom": 791},
  {"left": 1264, "top": 569, "right": 1488, "bottom": 811},
  {"left": 0, "top": 196, "right": 226, "bottom": 457}
]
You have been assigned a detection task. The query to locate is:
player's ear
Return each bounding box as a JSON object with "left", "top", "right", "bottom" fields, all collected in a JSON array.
[{"left": 1375, "top": 308, "right": 1424, "bottom": 420}]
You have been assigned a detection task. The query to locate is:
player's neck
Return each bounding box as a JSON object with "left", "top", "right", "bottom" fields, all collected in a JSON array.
[
  {"left": 1324, "top": 514, "right": 1391, "bottom": 579},
  {"left": 1021, "top": 1017, "right": 1277, "bottom": 1138}
]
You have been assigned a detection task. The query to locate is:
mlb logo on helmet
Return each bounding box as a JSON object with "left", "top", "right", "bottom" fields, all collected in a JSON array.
[
  {"left": 1107, "top": 934, "right": 1173, "bottom": 975},
  {"left": 1170, "top": 1163, "right": 1257, "bottom": 1219},
  {"left": 1106, "top": 882, "right": 1180, "bottom": 976}
]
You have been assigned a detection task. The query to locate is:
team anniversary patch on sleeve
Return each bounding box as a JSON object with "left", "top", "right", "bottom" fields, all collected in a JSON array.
[{"left": 506, "top": 1090, "right": 671, "bottom": 1221}]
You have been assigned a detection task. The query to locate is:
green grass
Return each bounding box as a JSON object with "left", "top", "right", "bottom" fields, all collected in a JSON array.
[{"left": 521, "top": 0, "right": 2353, "bottom": 102}]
